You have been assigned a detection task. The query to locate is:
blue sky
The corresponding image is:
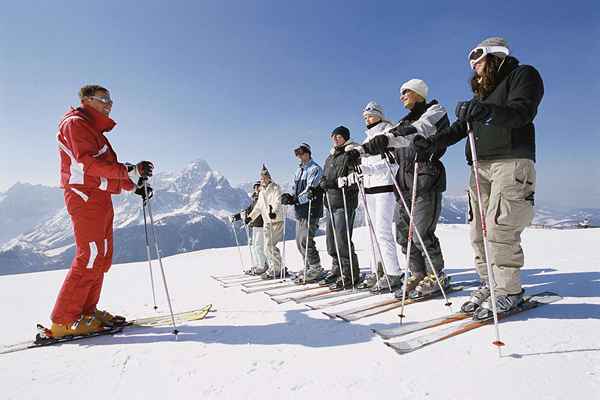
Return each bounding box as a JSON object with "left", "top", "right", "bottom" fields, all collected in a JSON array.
[{"left": 1, "top": 0, "right": 598, "bottom": 207}]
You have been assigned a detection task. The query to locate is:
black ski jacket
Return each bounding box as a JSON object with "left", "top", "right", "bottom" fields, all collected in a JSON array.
[
  {"left": 321, "top": 141, "right": 359, "bottom": 211},
  {"left": 434, "top": 56, "right": 544, "bottom": 163}
]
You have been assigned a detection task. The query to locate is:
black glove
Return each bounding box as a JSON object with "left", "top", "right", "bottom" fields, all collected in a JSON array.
[
  {"left": 268, "top": 205, "right": 276, "bottom": 220},
  {"left": 127, "top": 160, "right": 154, "bottom": 181},
  {"left": 135, "top": 181, "right": 153, "bottom": 201},
  {"left": 363, "top": 135, "right": 389, "bottom": 155},
  {"left": 280, "top": 193, "right": 296, "bottom": 205},
  {"left": 455, "top": 100, "right": 491, "bottom": 123},
  {"left": 231, "top": 213, "right": 242, "bottom": 222},
  {"left": 244, "top": 216, "right": 252, "bottom": 225},
  {"left": 388, "top": 124, "right": 417, "bottom": 137},
  {"left": 410, "top": 135, "right": 435, "bottom": 162},
  {"left": 306, "top": 186, "right": 321, "bottom": 201},
  {"left": 346, "top": 149, "right": 361, "bottom": 162}
]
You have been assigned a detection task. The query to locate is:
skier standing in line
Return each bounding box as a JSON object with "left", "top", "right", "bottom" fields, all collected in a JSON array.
[
  {"left": 232, "top": 181, "right": 268, "bottom": 274},
  {"left": 411, "top": 37, "right": 543, "bottom": 319},
  {"left": 50, "top": 84, "right": 154, "bottom": 338},
  {"left": 318, "top": 126, "right": 361, "bottom": 289},
  {"left": 247, "top": 165, "right": 286, "bottom": 279},
  {"left": 280, "top": 143, "right": 324, "bottom": 283},
  {"left": 354, "top": 102, "right": 404, "bottom": 293},
  {"left": 362, "top": 79, "right": 450, "bottom": 298}
]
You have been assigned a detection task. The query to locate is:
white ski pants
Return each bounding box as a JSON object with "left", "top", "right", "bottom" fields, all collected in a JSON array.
[{"left": 365, "top": 191, "right": 403, "bottom": 276}]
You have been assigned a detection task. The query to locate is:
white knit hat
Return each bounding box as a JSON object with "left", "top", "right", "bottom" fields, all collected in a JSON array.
[
  {"left": 400, "top": 79, "right": 429, "bottom": 100},
  {"left": 362, "top": 101, "right": 385, "bottom": 119}
]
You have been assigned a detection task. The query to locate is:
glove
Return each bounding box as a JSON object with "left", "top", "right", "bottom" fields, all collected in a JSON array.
[
  {"left": 388, "top": 124, "right": 417, "bottom": 137},
  {"left": 268, "top": 205, "right": 276, "bottom": 220},
  {"left": 455, "top": 100, "right": 491, "bottom": 123},
  {"left": 363, "top": 135, "right": 389, "bottom": 155},
  {"left": 127, "top": 161, "right": 154, "bottom": 182},
  {"left": 410, "top": 135, "right": 435, "bottom": 162},
  {"left": 134, "top": 180, "right": 153, "bottom": 201},
  {"left": 231, "top": 213, "right": 242, "bottom": 222},
  {"left": 306, "top": 186, "right": 321, "bottom": 201},
  {"left": 337, "top": 176, "right": 348, "bottom": 188},
  {"left": 319, "top": 178, "right": 333, "bottom": 191},
  {"left": 346, "top": 149, "right": 361, "bottom": 162},
  {"left": 280, "top": 193, "right": 296, "bottom": 205},
  {"left": 244, "top": 216, "right": 252, "bottom": 225}
]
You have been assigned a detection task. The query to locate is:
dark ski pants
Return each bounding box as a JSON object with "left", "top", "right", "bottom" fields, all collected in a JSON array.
[
  {"left": 396, "top": 191, "right": 444, "bottom": 276},
  {"left": 296, "top": 216, "right": 321, "bottom": 270},
  {"left": 326, "top": 207, "right": 359, "bottom": 281}
]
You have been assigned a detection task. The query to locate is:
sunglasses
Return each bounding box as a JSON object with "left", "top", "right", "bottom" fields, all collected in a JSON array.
[
  {"left": 468, "top": 46, "right": 509, "bottom": 69},
  {"left": 88, "top": 95, "right": 113, "bottom": 105}
]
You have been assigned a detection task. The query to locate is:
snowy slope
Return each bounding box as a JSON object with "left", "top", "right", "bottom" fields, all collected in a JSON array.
[{"left": 1, "top": 225, "right": 599, "bottom": 400}]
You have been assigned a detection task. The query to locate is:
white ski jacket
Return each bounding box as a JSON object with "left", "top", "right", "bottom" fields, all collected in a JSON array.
[
  {"left": 249, "top": 181, "right": 284, "bottom": 224},
  {"left": 361, "top": 120, "right": 399, "bottom": 189}
]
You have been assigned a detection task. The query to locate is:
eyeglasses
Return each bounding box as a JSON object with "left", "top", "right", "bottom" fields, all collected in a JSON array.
[
  {"left": 468, "top": 46, "right": 509, "bottom": 69},
  {"left": 88, "top": 95, "right": 113, "bottom": 105}
]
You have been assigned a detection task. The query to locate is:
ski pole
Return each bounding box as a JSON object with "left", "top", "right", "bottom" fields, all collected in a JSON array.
[
  {"left": 231, "top": 220, "right": 246, "bottom": 273},
  {"left": 398, "top": 156, "right": 419, "bottom": 322},
  {"left": 361, "top": 184, "right": 381, "bottom": 290},
  {"left": 143, "top": 181, "right": 179, "bottom": 337},
  {"left": 302, "top": 199, "right": 313, "bottom": 284},
  {"left": 325, "top": 191, "right": 346, "bottom": 288},
  {"left": 141, "top": 198, "right": 158, "bottom": 310},
  {"left": 467, "top": 122, "right": 504, "bottom": 352},
  {"left": 243, "top": 222, "right": 256, "bottom": 274},
  {"left": 383, "top": 157, "right": 451, "bottom": 308},
  {"left": 340, "top": 184, "right": 356, "bottom": 290},
  {"left": 356, "top": 175, "right": 392, "bottom": 292},
  {"left": 281, "top": 205, "right": 287, "bottom": 280}
]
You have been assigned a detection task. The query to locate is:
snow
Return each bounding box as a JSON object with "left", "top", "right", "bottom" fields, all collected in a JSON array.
[{"left": 1, "top": 225, "right": 599, "bottom": 399}]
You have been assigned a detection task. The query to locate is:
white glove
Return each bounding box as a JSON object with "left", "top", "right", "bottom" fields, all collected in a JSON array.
[{"left": 337, "top": 177, "right": 348, "bottom": 188}]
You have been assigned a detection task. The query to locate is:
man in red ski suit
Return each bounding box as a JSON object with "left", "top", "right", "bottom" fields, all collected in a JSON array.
[{"left": 50, "top": 84, "right": 154, "bottom": 337}]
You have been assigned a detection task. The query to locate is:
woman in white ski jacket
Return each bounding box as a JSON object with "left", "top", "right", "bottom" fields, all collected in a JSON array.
[{"left": 357, "top": 102, "right": 404, "bottom": 292}]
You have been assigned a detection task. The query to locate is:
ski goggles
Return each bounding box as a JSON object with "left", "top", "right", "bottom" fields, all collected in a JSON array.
[
  {"left": 88, "top": 95, "right": 113, "bottom": 105},
  {"left": 468, "top": 46, "right": 509, "bottom": 69}
]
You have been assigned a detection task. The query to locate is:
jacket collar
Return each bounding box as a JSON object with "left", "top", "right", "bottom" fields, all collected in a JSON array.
[
  {"left": 75, "top": 105, "right": 117, "bottom": 133},
  {"left": 330, "top": 140, "right": 356, "bottom": 155},
  {"left": 401, "top": 100, "right": 438, "bottom": 123},
  {"left": 494, "top": 55, "right": 520, "bottom": 86}
]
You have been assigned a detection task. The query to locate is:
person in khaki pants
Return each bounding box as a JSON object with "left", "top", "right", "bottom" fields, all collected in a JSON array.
[{"left": 411, "top": 37, "right": 543, "bottom": 320}]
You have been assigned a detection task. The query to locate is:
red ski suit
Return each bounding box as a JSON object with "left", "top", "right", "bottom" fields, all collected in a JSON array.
[{"left": 51, "top": 106, "right": 134, "bottom": 324}]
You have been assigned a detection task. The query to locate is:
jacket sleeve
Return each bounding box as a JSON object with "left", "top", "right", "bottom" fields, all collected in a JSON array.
[
  {"left": 297, "top": 164, "right": 323, "bottom": 204},
  {"left": 63, "top": 119, "right": 129, "bottom": 180},
  {"left": 248, "top": 195, "right": 263, "bottom": 221},
  {"left": 387, "top": 104, "right": 450, "bottom": 148},
  {"left": 269, "top": 184, "right": 283, "bottom": 217},
  {"left": 432, "top": 119, "right": 469, "bottom": 149},
  {"left": 487, "top": 66, "right": 544, "bottom": 129}
]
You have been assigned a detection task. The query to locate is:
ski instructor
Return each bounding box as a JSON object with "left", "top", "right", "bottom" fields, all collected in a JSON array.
[{"left": 49, "top": 84, "right": 154, "bottom": 338}]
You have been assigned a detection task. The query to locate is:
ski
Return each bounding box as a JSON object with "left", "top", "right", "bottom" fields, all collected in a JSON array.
[
  {"left": 373, "top": 311, "right": 471, "bottom": 340},
  {"left": 1, "top": 305, "right": 213, "bottom": 355},
  {"left": 265, "top": 283, "right": 321, "bottom": 297},
  {"left": 384, "top": 292, "right": 562, "bottom": 354},
  {"left": 271, "top": 286, "right": 331, "bottom": 304},
  {"left": 219, "top": 277, "right": 263, "bottom": 286},
  {"left": 211, "top": 273, "right": 248, "bottom": 281},
  {"left": 305, "top": 291, "right": 377, "bottom": 310},
  {"left": 293, "top": 288, "right": 363, "bottom": 303},
  {"left": 242, "top": 282, "right": 296, "bottom": 294},
  {"left": 241, "top": 278, "right": 291, "bottom": 288},
  {"left": 329, "top": 282, "right": 477, "bottom": 322}
]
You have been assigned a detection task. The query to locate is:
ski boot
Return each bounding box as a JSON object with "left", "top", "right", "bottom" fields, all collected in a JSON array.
[
  {"left": 295, "top": 267, "right": 324, "bottom": 284},
  {"left": 318, "top": 270, "right": 340, "bottom": 287},
  {"left": 473, "top": 289, "right": 525, "bottom": 321},
  {"left": 460, "top": 283, "right": 491, "bottom": 313},
  {"left": 370, "top": 273, "right": 404, "bottom": 294},
  {"left": 94, "top": 309, "right": 127, "bottom": 327},
  {"left": 49, "top": 315, "right": 107, "bottom": 339},
  {"left": 393, "top": 272, "right": 425, "bottom": 299},
  {"left": 409, "top": 271, "right": 450, "bottom": 299},
  {"left": 328, "top": 272, "right": 361, "bottom": 291},
  {"left": 357, "top": 262, "right": 384, "bottom": 290}
]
